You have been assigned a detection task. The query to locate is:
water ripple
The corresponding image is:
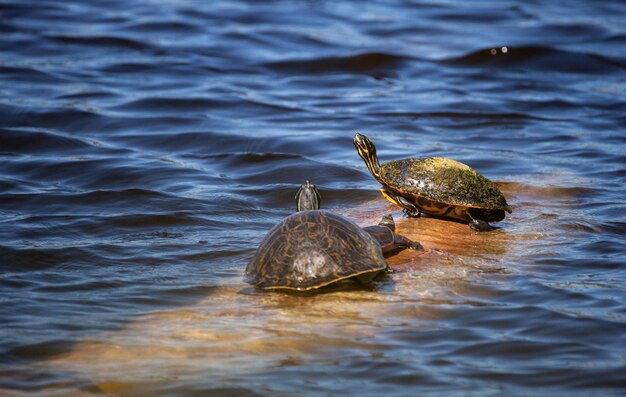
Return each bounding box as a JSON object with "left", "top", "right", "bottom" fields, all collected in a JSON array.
[
  {"left": 265, "top": 52, "right": 409, "bottom": 75},
  {"left": 445, "top": 45, "right": 626, "bottom": 74},
  {"left": 1, "top": 0, "right": 625, "bottom": 396}
]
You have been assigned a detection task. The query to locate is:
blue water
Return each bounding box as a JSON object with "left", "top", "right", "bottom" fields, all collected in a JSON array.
[{"left": 1, "top": 1, "right": 625, "bottom": 396}]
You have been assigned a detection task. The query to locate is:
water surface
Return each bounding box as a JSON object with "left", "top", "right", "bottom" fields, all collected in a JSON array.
[{"left": 1, "top": 1, "right": 625, "bottom": 396}]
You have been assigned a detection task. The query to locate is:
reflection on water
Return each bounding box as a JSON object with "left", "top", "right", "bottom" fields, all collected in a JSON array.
[{"left": 1, "top": 0, "right": 626, "bottom": 396}]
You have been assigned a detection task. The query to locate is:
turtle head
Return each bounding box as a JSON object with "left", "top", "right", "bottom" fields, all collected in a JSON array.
[
  {"left": 378, "top": 214, "right": 396, "bottom": 232},
  {"left": 353, "top": 133, "right": 382, "bottom": 181},
  {"left": 295, "top": 180, "right": 321, "bottom": 211}
]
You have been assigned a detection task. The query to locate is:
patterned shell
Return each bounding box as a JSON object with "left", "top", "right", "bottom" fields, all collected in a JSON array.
[
  {"left": 245, "top": 210, "right": 386, "bottom": 290},
  {"left": 380, "top": 157, "right": 510, "bottom": 210}
]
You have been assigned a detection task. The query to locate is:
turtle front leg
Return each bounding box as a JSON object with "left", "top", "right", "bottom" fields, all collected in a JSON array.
[
  {"left": 380, "top": 187, "right": 421, "bottom": 218},
  {"left": 467, "top": 211, "right": 493, "bottom": 232},
  {"left": 469, "top": 219, "right": 492, "bottom": 232},
  {"left": 394, "top": 233, "right": 424, "bottom": 251},
  {"left": 380, "top": 188, "right": 421, "bottom": 217},
  {"left": 396, "top": 196, "right": 421, "bottom": 217}
]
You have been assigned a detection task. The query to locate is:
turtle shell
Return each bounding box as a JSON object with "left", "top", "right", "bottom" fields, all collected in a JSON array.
[
  {"left": 245, "top": 210, "right": 387, "bottom": 291},
  {"left": 380, "top": 157, "right": 511, "bottom": 222}
]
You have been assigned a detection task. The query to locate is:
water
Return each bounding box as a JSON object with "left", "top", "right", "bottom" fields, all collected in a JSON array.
[{"left": 1, "top": 0, "right": 625, "bottom": 395}]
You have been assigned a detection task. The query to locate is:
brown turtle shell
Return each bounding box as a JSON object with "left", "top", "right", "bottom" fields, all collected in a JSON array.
[{"left": 245, "top": 210, "right": 387, "bottom": 291}]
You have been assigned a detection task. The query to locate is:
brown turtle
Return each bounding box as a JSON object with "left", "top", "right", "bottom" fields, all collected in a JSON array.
[
  {"left": 245, "top": 182, "right": 387, "bottom": 291},
  {"left": 353, "top": 133, "right": 512, "bottom": 231},
  {"left": 245, "top": 181, "right": 422, "bottom": 291}
]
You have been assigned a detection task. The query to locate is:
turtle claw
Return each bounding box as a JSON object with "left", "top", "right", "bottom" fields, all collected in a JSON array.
[
  {"left": 402, "top": 208, "right": 421, "bottom": 218},
  {"left": 469, "top": 219, "right": 493, "bottom": 232},
  {"left": 408, "top": 241, "right": 424, "bottom": 251}
]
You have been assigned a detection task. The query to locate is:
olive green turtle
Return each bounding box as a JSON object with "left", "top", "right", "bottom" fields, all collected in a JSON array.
[
  {"left": 353, "top": 133, "right": 512, "bottom": 232},
  {"left": 245, "top": 181, "right": 388, "bottom": 291}
]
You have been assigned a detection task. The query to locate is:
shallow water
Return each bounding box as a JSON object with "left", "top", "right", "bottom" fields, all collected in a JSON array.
[{"left": 1, "top": 0, "right": 626, "bottom": 396}]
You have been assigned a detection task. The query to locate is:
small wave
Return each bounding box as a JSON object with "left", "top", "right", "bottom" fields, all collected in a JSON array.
[
  {"left": 599, "top": 221, "right": 626, "bottom": 237},
  {"left": 111, "top": 97, "right": 230, "bottom": 112},
  {"left": 0, "top": 189, "right": 211, "bottom": 218},
  {"left": 44, "top": 34, "right": 152, "bottom": 51},
  {"left": 370, "top": 110, "right": 548, "bottom": 121},
  {"left": 557, "top": 220, "right": 603, "bottom": 234},
  {"left": 6, "top": 107, "right": 107, "bottom": 134},
  {"left": 0, "top": 2, "right": 66, "bottom": 16},
  {"left": 0, "top": 245, "right": 97, "bottom": 271},
  {"left": 121, "top": 21, "right": 202, "bottom": 34},
  {"left": 581, "top": 239, "right": 626, "bottom": 257},
  {"left": 99, "top": 61, "right": 222, "bottom": 76},
  {"left": 0, "top": 179, "right": 21, "bottom": 193},
  {"left": 56, "top": 90, "right": 118, "bottom": 100},
  {"left": 114, "top": 131, "right": 251, "bottom": 153},
  {"left": 499, "top": 183, "right": 600, "bottom": 201},
  {"left": 264, "top": 52, "right": 409, "bottom": 75},
  {"left": 114, "top": 131, "right": 343, "bottom": 159},
  {"left": 444, "top": 45, "right": 626, "bottom": 74},
  {"left": 604, "top": 32, "right": 626, "bottom": 46},
  {"left": 110, "top": 94, "right": 298, "bottom": 116},
  {"left": 198, "top": 151, "right": 364, "bottom": 188},
  {"left": 529, "top": 22, "right": 608, "bottom": 43},
  {"left": 5, "top": 339, "right": 75, "bottom": 362},
  {"left": 0, "top": 66, "right": 69, "bottom": 84},
  {"left": 102, "top": 212, "right": 217, "bottom": 230},
  {"left": 0, "top": 127, "right": 92, "bottom": 154},
  {"left": 119, "top": 284, "right": 222, "bottom": 309},
  {"left": 204, "top": 152, "right": 302, "bottom": 162}
]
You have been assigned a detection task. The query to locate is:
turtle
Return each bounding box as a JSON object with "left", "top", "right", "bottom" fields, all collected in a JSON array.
[
  {"left": 245, "top": 181, "right": 389, "bottom": 291},
  {"left": 362, "top": 214, "right": 423, "bottom": 254},
  {"left": 353, "top": 133, "right": 512, "bottom": 232}
]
